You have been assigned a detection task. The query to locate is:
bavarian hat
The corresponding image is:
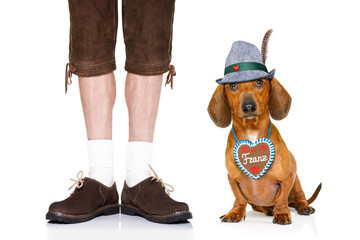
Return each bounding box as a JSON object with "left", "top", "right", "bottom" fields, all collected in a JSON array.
[{"left": 216, "top": 40, "right": 275, "bottom": 84}]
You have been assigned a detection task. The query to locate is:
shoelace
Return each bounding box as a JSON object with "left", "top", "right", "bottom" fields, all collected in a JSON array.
[
  {"left": 148, "top": 164, "right": 174, "bottom": 196},
  {"left": 68, "top": 171, "right": 84, "bottom": 190},
  {"left": 65, "top": 63, "right": 76, "bottom": 93},
  {"left": 165, "top": 64, "right": 176, "bottom": 89}
]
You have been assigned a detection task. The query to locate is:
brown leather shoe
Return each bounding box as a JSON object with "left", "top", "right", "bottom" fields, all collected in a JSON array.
[
  {"left": 46, "top": 172, "right": 120, "bottom": 223},
  {"left": 121, "top": 170, "right": 192, "bottom": 224}
]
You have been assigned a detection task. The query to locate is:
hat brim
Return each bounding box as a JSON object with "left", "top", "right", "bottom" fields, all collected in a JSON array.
[{"left": 216, "top": 69, "right": 275, "bottom": 84}]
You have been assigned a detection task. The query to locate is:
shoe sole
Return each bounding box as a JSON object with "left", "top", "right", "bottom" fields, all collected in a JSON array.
[
  {"left": 46, "top": 203, "right": 120, "bottom": 224},
  {"left": 120, "top": 204, "right": 192, "bottom": 224}
]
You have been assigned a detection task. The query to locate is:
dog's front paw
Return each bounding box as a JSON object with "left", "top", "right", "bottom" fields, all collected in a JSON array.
[
  {"left": 220, "top": 210, "right": 246, "bottom": 223},
  {"left": 273, "top": 213, "right": 292, "bottom": 225}
]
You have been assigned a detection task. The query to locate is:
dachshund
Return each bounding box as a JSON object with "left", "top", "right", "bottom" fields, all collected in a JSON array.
[{"left": 207, "top": 30, "right": 321, "bottom": 225}]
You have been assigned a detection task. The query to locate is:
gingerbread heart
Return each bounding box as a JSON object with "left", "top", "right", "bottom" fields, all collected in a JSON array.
[
  {"left": 233, "top": 65, "right": 240, "bottom": 71},
  {"left": 233, "top": 138, "right": 275, "bottom": 180}
]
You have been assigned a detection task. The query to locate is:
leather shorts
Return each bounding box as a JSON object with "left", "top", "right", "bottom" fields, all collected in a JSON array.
[{"left": 66, "top": 0, "right": 175, "bottom": 83}]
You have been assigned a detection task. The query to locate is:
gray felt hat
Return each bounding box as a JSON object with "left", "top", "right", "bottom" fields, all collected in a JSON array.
[{"left": 216, "top": 41, "right": 275, "bottom": 84}]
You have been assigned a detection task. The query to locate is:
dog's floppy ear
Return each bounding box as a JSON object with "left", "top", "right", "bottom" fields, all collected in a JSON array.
[
  {"left": 269, "top": 77, "right": 292, "bottom": 120},
  {"left": 208, "top": 84, "right": 232, "bottom": 128}
]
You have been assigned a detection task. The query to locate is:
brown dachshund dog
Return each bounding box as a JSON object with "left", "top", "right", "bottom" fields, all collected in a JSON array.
[{"left": 208, "top": 31, "right": 321, "bottom": 225}]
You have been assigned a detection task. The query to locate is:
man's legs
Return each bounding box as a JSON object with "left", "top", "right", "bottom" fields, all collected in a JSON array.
[
  {"left": 47, "top": 0, "right": 192, "bottom": 224},
  {"left": 121, "top": 72, "right": 193, "bottom": 224},
  {"left": 46, "top": 0, "right": 120, "bottom": 224},
  {"left": 122, "top": 0, "right": 175, "bottom": 186},
  {"left": 46, "top": 73, "right": 120, "bottom": 223},
  {"left": 79, "top": 73, "right": 116, "bottom": 187},
  {"left": 124, "top": 73, "right": 162, "bottom": 187},
  {"left": 125, "top": 73, "right": 162, "bottom": 142},
  {"left": 79, "top": 73, "right": 116, "bottom": 141},
  {"left": 120, "top": 0, "right": 192, "bottom": 224}
]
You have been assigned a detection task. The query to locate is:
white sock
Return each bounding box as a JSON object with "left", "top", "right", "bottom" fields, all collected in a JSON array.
[
  {"left": 87, "top": 139, "right": 114, "bottom": 187},
  {"left": 125, "top": 141, "right": 153, "bottom": 188}
]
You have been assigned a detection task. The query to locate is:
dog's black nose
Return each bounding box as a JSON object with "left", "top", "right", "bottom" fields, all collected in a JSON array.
[
  {"left": 242, "top": 104, "right": 257, "bottom": 113},
  {"left": 242, "top": 99, "right": 257, "bottom": 114}
]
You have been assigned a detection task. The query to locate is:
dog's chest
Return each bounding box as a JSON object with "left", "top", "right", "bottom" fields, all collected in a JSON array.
[
  {"left": 231, "top": 144, "right": 283, "bottom": 206},
  {"left": 247, "top": 133, "right": 260, "bottom": 143},
  {"left": 239, "top": 178, "right": 280, "bottom": 206}
]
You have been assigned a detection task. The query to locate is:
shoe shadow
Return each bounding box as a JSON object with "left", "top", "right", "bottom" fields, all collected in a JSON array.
[
  {"left": 46, "top": 213, "right": 194, "bottom": 240},
  {"left": 120, "top": 214, "right": 194, "bottom": 240},
  {"left": 46, "top": 214, "right": 121, "bottom": 240}
]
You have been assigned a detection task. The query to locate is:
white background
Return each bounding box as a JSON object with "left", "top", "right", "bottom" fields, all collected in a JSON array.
[{"left": 1, "top": 0, "right": 359, "bottom": 239}]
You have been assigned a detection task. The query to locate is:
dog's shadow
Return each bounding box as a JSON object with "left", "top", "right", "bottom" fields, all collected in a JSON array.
[{"left": 241, "top": 209, "right": 318, "bottom": 233}]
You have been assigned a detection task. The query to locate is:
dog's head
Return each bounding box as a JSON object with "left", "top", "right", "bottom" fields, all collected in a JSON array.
[
  {"left": 207, "top": 78, "right": 291, "bottom": 127},
  {"left": 208, "top": 30, "right": 291, "bottom": 127}
]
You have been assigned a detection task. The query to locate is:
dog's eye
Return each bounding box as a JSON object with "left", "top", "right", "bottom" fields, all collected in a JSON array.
[
  {"left": 255, "top": 80, "right": 264, "bottom": 88},
  {"left": 229, "top": 83, "right": 238, "bottom": 91}
]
